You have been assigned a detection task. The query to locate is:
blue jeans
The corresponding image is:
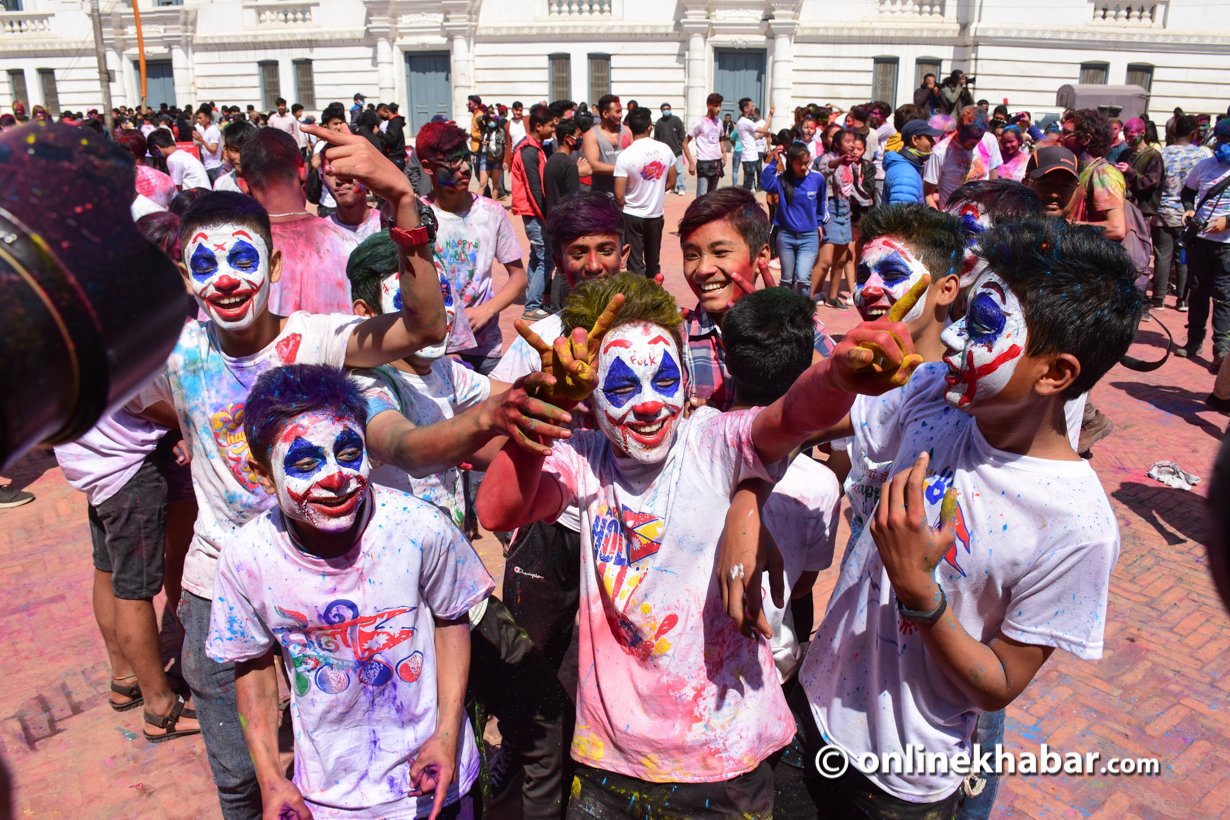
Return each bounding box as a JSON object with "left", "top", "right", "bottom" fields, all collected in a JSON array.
[
  {"left": 673, "top": 154, "right": 686, "bottom": 193},
  {"left": 776, "top": 228, "right": 820, "bottom": 292},
  {"left": 180, "top": 592, "right": 262, "bottom": 819},
  {"left": 522, "top": 215, "right": 552, "bottom": 313},
  {"left": 957, "top": 708, "right": 1005, "bottom": 820}
]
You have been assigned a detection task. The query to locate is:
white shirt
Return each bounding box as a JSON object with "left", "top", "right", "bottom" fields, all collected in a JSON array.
[
  {"left": 137, "top": 312, "right": 360, "bottom": 599},
  {"left": 314, "top": 140, "right": 337, "bottom": 209},
  {"left": 208, "top": 485, "right": 493, "bottom": 818},
  {"left": 687, "top": 115, "right": 724, "bottom": 162},
  {"left": 54, "top": 409, "right": 165, "bottom": 508},
  {"left": 923, "top": 133, "right": 1003, "bottom": 207},
  {"left": 508, "top": 117, "right": 527, "bottom": 148},
  {"left": 196, "top": 123, "right": 223, "bottom": 170},
  {"left": 801, "top": 364, "right": 1118, "bottom": 802},
  {"left": 130, "top": 192, "right": 165, "bottom": 221},
  {"left": 754, "top": 119, "right": 769, "bottom": 153},
  {"left": 213, "top": 170, "right": 243, "bottom": 193},
  {"left": 328, "top": 209, "right": 383, "bottom": 241},
  {"left": 166, "top": 149, "right": 211, "bottom": 190},
  {"left": 736, "top": 116, "right": 760, "bottom": 163},
  {"left": 613, "top": 137, "right": 676, "bottom": 219}
]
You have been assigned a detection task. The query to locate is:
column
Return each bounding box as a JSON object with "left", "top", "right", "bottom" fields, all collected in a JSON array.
[
  {"left": 171, "top": 42, "right": 192, "bottom": 107},
  {"left": 448, "top": 31, "right": 472, "bottom": 123},
  {"left": 682, "top": 24, "right": 707, "bottom": 124},
  {"left": 376, "top": 37, "right": 396, "bottom": 103},
  {"left": 769, "top": 22, "right": 797, "bottom": 119}
]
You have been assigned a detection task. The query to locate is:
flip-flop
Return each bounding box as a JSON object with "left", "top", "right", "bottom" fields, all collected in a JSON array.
[
  {"left": 143, "top": 694, "right": 201, "bottom": 743},
  {"left": 110, "top": 678, "right": 143, "bottom": 712}
]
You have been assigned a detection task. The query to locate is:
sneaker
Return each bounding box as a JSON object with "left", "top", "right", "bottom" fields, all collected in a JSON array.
[
  {"left": 0, "top": 487, "right": 34, "bottom": 509},
  {"left": 1175, "top": 344, "right": 1198, "bottom": 359},
  {"left": 1177, "top": 299, "right": 1189, "bottom": 312},
  {"left": 1149, "top": 299, "right": 1165, "bottom": 311},
  {"left": 521, "top": 308, "right": 551, "bottom": 322}
]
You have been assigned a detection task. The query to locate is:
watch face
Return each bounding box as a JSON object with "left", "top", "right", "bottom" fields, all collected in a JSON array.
[{"left": 417, "top": 202, "right": 438, "bottom": 239}]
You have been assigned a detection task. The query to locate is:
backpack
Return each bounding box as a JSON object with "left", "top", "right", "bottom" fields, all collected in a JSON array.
[
  {"left": 1084, "top": 158, "right": 1153, "bottom": 292},
  {"left": 484, "top": 122, "right": 505, "bottom": 160}
]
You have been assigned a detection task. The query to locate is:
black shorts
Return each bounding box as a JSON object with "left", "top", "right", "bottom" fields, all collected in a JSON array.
[
  {"left": 89, "top": 455, "right": 168, "bottom": 600},
  {"left": 567, "top": 761, "right": 774, "bottom": 818}
]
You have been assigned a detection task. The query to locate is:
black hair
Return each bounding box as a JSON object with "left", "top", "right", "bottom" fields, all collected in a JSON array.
[
  {"left": 723, "top": 288, "right": 816, "bottom": 406},
  {"left": 136, "top": 211, "right": 182, "bottom": 261},
  {"left": 241, "top": 127, "right": 303, "bottom": 189},
  {"left": 773, "top": 128, "right": 795, "bottom": 148},
  {"left": 529, "top": 102, "right": 552, "bottom": 129},
  {"left": 222, "top": 119, "right": 258, "bottom": 152},
  {"left": 779, "top": 141, "right": 812, "bottom": 208},
  {"left": 346, "top": 229, "right": 397, "bottom": 310},
  {"left": 894, "top": 103, "right": 926, "bottom": 132},
  {"left": 178, "top": 190, "right": 273, "bottom": 259},
  {"left": 626, "top": 106, "right": 652, "bottom": 135},
  {"left": 597, "top": 94, "right": 620, "bottom": 115},
  {"left": 975, "top": 218, "right": 1144, "bottom": 398},
  {"left": 244, "top": 364, "right": 369, "bottom": 470},
  {"left": 678, "top": 187, "right": 770, "bottom": 259},
  {"left": 322, "top": 102, "right": 346, "bottom": 124},
  {"left": 168, "top": 187, "right": 211, "bottom": 217},
  {"left": 146, "top": 128, "right": 175, "bottom": 152},
  {"left": 738, "top": 97, "right": 753, "bottom": 113},
  {"left": 357, "top": 110, "right": 380, "bottom": 131},
  {"left": 859, "top": 204, "right": 966, "bottom": 280},
  {"left": 467, "top": 94, "right": 482, "bottom": 105},
  {"left": 1066, "top": 108, "right": 1113, "bottom": 158},
  {"left": 849, "top": 104, "right": 871, "bottom": 124},
  {"left": 1174, "top": 115, "right": 1198, "bottom": 140},
  {"left": 547, "top": 190, "right": 622, "bottom": 257},
  {"left": 548, "top": 99, "right": 576, "bottom": 121},
  {"left": 275, "top": 97, "right": 286, "bottom": 106},
  {"left": 945, "top": 179, "right": 1042, "bottom": 222},
  {"left": 554, "top": 116, "right": 579, "bottom": 143}
]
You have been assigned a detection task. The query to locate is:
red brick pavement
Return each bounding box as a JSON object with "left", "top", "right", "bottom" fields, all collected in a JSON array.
[{"left": 2, "top": 190, "right": 1227, "bottom": 818}]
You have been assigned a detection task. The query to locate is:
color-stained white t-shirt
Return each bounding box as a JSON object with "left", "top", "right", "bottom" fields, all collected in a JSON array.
[
  {"left": 923, "top": 133, "right": 1003, "bottom": 207},
  {"left": 137, "top": 312, "right": 360, "bottom": 599},
  {"left": 736, "top": 116, "right": 761, "bottom": 163},
  {"left": 54, "top": 409, "right": 166, "bottom": 508},
  {"left": 541, "top": 406, "right": 793, "bottom": 783},
  {"left": 801, "top": 363, "right": 1119, "bottom": 803},
  {"left": 328, "top": 208, "right": 383, "bottom": 241},
  {"left": 207, "top": 485, "right": 493, "bottom": 819},
  {"left": 166, "top": 149, "right": 211, "bottom": 190},
  {"left": 614, "top": 137, "right": 676, "bottom": 219},
  {"left": 269, "top": 217, "right": 359, "bottom": 317}
]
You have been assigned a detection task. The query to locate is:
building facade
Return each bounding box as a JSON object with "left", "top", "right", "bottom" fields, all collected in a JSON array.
[{"left": 2, "top": 0, "right": 1226, "bottom": 132}]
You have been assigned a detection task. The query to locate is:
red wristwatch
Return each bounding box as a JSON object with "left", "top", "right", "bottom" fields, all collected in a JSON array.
[{"left": 389, "top": 225, "right": 432, "bottom": 249}]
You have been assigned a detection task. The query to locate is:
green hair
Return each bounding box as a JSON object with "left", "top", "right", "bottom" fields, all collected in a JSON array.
[
  {"left": 345, "top": 229, "right": 398, "bottom": 309},
  {"left": 561, "top": 272, "right": 683, "bottom": 349}
]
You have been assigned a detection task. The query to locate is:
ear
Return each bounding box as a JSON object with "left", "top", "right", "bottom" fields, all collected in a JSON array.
[
  {"left": 620, "top": 244, "right": 631, "bottom": 266},
  {"left": 932, "top": 273, "right": 962, "bottom": 309},
  {"left": 1035, "top": 352, "right": 1080, "bottom": 398},
  {"left": 177, "top": 261, "right": 194, "bottom": 295},
  {"left": 247, "top": 457, "right": 277, "bottom": 496},
  {"left": 353, "top": 298, "right": 378, "bottom": 318},
  {"left": 269, "top": 248, "right": 283, "bottom": 285},
  {"left": 754, "top": 242, "right": 772, "bottom": 277}
]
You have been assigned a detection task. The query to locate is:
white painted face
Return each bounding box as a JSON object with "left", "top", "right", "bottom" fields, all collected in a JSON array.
[
  {"left": 379, "top": 270, "right": 456, "bottom": 362},
  {"left": 185, "top": 225, "right": 271, "bottom": 330},
  {"left": 939, "top": 272, "right": 1029, "bottom": 409},
  {"left": 854, "top": 236, "right": 931, "bottom": 323},
  {"left": 593, "top": 321, "right": 685, "bottom": 464},
  {"left": 947, "top": 199, "right": 994, "bottom": 288},
  {"left": 269, "top": 411, "right": 371, "bottom": 532}
]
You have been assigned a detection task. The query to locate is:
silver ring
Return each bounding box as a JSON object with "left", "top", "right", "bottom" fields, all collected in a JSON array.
[{"left": 728, "top": 563, "right": 745, "bottom": 581}]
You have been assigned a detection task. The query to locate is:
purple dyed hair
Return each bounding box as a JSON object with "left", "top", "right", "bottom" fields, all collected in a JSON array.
[
  {"left": 243, "top": 364, "right": 368, "bottom": 470},
  {"left": 546, "top": 190, "right": 622, "bottom": 257}
]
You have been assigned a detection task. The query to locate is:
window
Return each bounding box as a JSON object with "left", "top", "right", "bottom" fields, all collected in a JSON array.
[
  {"left": 7, "top": 69, "right": 27, "bottom": 105},
  {"left": 1126, "top": 63, "right": 1153, "bottom": 92},
  {"left": 154, "top": 0, "right": 183, "bottom": 6},
  {"left": 872, "top": 57, "right": 898, "bottom": 106},
  {"left": 258, "top": 60, "right": 280, "bottom": 111},
  {"left": 1, "top": 0, "right": 23, "bottom": 11},
  {"left": 548, "top": 53, "right": 570, "bottom": 103},
  {"left": 37, "top": 68, "right": 59, "bottom": 116},
  {"left": 915, "top": 58, "right": 941, "bottom": 89},
  {"left": 294, "top": 59, "right": 315, "bottom": 110},
  {"left": 588, "top": 54, "right": 610, "bottom": 103},
  {"left": 1079, "top": 61, "right": 1109, "bottom": 85}
]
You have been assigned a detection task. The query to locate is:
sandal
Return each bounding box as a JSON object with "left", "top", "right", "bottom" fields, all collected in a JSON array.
[
  {"left": 110, "top": 676, "right": 143, "bottom": 712},
  {"left": 143, "top": 694, "right": 201, "bottom": 743}
]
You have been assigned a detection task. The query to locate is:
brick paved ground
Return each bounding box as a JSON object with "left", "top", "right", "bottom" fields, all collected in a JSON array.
[{"left": 2, "top": 190, "right": 1227, "bottom": 818}]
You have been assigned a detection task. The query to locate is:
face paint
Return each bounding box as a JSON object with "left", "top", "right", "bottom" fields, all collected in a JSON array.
[
  {"left": 185, "top": 225, "right": 270, "bottom": 330},
  {"left": 270, "top": 411, "right": 370, "bottom": 532},
  {"left": 592, "top": 321, "right": 685, "bottom": 464},
  {"left": 939, "top": 272, "right": 1028, "bottom": 408},
  {"left": 946, "top": 199, "right": 993, "bottom": 288},
  {"left": 854, "top": 237, "right": 931, "bottom": 323}
]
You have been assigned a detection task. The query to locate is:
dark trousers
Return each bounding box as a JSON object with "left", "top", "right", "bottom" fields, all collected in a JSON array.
[
  {"left": 742, "top": 159, "right": 761, "bottom": 191},
  {"left": 503, "top": 520, "right": 582, "bottom": 674},
  {"left": 1151, "top": 224, "right": 1188, "bottom": 303},
  {"left": 622, "top": 213, "right": 664, "bottom": 277},
  {"left": 469, "top": 597, "right": 571, "bottom": 818},
  {"left": 1185, "top": 237, "right": 1230, "bottom": 354},
  {"left": 568, "top": 762, "right": 774, "bottom": 819}
]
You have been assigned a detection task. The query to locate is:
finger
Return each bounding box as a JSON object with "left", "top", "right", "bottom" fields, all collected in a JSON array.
[
  {"left": 728, "top": 269, "right": 757, "bottom": 297},
  {"left": 905, "top": 451, "right": 928, "bottom": 527},
  {"left": 554, "top": 333, "right": 583, "bottom": 377},
  {"left": 845, "top": 345, "right": 877, "bottom": 371},
  {"left": 726, "top": 565, "right": 746, "bottom": 633},
  {"left": 654, "top": 273, "right": 665, "bottom": 286},
  {"left": 519, "top": 415, "right": 573, "bottom": 441},
  {"left": 510, "top": 424, "right": 552, "bottom": 457},
  {"left": 588, "top": 293, "right": 627, "bottom": 340},
  {"left": 767, "top": 543, "right": 786, "bottom": 611},
  {"left": 430, "top": 775, "right": 448, "bottom": 820},
  {"left": 514, "top": 319, "right": 553, "bottom": 355},
  {"left": 891, "top": 353, "right": 924, "bottom": 386},
  {"left": 744, "top": 569, "right": 769, "bottom": 639},
  {"left": 939, "top": 487, "right": 959, "bottom": 534},
  {"left": 886, "top": 274, "right": 931, "bottom": 323},
  {"left": 515, "top": 395, "right": 573, "bottom": 424},
  {"left": 758, "top": 258, "right": 777, "bottom": 289}
]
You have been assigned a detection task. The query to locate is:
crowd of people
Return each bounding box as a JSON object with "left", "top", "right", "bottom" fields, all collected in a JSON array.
[{"left": 4, "top": 75, "right": 1229, "bottom": 820}]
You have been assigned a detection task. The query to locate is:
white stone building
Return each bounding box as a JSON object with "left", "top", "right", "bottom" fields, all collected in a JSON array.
[{"left": 1, "top": 0, "right": 1227, "bottom": 132}]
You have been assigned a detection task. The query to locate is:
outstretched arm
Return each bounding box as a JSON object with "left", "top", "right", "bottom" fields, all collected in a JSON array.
[{"left": 476, "top": 440, "right": 565, "bottom": 532}]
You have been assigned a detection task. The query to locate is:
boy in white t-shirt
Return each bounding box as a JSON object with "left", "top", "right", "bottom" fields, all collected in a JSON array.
[
  {"left": 476, "top": 273, "right": 919, "bottom": 816},
  {"left": 207, "top": 364, "right": 494, "bottom": 819},
  {"left": 791, "top": 219, "right": 1143, "bottom": 814},
  {"left": 147, "top": 127, "right": 211, "bottom": 191},
  {"left": 923, "top": 106, "right": 1003, "bottom": 209},
  {"left": 613, "top": 107, "right": 677, "bottom": 278}
]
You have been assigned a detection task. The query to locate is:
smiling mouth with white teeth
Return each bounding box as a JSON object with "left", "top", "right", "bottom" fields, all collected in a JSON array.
[{"left": 699, "top": 280, "right": 729, "bottom": 293}]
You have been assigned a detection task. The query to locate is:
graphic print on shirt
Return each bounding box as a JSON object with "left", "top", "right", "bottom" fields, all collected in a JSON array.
[
  {"left": 210, "top": 402, "right": 259, "bottom": 490},
  {"left": 435, "top": 236, "right": 483, "bottom": 306},
  {"left": 589, "top": 499, "right": 678, "bottom": 661},
  {"left": 273, "top": 598, "right": 424, "bottom": 696},
  {"left": 640, "top": 160, "right": 667, "bottom": 181}
]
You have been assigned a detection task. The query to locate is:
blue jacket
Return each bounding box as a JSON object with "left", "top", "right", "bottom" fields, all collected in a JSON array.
[
  {"left": 883, "top": 149, "right": 926, "bottom": 204},
  {"left": 760, "top": 163, "right": 829, "bottom": 232}
]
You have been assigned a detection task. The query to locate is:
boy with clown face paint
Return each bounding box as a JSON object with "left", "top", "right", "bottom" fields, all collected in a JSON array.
[
  {"left": 478, "top": 272, "right": 922, "bottom": 816},
  {"left": 207, "top": 364, "right": 495, "bottom": 820},
  {"left": 776, "top": 219, "right": 1143, "bottom": 814}
]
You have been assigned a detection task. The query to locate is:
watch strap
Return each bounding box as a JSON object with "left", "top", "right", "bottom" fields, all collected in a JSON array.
[
  {"left": 897, "top": 586, "right": 947, "bottom": 625},
  {"left": 390, "top": 225, "right": 431, "bottom": 249}
]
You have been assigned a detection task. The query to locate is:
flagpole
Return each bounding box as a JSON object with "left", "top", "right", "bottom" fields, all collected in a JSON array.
[{"left": 132, "top": 0, "right": 147, "bottom": 108}]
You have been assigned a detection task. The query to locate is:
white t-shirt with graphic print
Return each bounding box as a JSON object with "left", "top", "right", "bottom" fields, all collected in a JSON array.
[
  {"left": 800, "top": 363, "right": 1119, "bottom": 803},
  {"left": 137, "top": 312, "right": 361, "bottom": 599}
]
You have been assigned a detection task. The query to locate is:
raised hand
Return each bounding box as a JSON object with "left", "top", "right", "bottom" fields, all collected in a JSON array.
[
  {"left": 870, "top": 451, "right": 957, "bottom": 611},
  {"left": 488, "top": 372, "right": 574, "bottom": 456},
  {"left": 514, "top": 294, "right": 625, "bottom": 404},
  {"left": 829, "top": 320, "right": 921, "bottom": 395},
  {"left": 300, "top": 123, "right": 413, "bottom": 206}
]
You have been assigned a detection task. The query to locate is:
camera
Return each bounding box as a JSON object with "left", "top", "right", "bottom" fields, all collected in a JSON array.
[
  {"left": 965, "top": 76, "right": 976, "bottom": 85},
  {"left": 1180, "top": 217, "right": 1207, "bottom": 248}
]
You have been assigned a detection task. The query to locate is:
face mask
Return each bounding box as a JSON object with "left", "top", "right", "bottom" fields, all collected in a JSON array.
[
  {"left": 855, "top": 237, "right": 931, "bottom": 323},
  {"left": 661, "top": 110, "right": 671, "bottom": 118},
  {"left": 946, "top": 200, "right": 993, "bottom": 287},
  {"left": 379, "top": 270, "right": 457, "bottom": 362},
  {"left": 270, "top": 411, "right": 371, "bottom": 532},
  {"left": 939, "top": 272, "right": 1028, "bottom": 408},
  {"left": 185, "top": 226, "right": 271, "bottom": 331},
  {"left": 1216, "top": 142, "right": 1230, "bottom": 164},
  {"left": 1126, "top": 131, "right": 1145, "bottom": 146},
  {"left": 593, "top": 321, "right": 685, "bottom": 464}
]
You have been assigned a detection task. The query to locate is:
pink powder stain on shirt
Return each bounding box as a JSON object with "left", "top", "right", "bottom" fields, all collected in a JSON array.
[{"left": 269, "top": 218, "right": 358, "bottom": 316}]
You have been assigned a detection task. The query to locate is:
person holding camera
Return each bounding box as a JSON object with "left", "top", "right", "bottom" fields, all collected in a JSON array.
[
  {"left": 1176, "top": 117, "right": 1230, "bottom": 369},
  {"left": 1155, "top": 116, "right": 1212, "bottom": 311},
  {"left": 940, "top": 70, "right": 974, "bottom": 117}
]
